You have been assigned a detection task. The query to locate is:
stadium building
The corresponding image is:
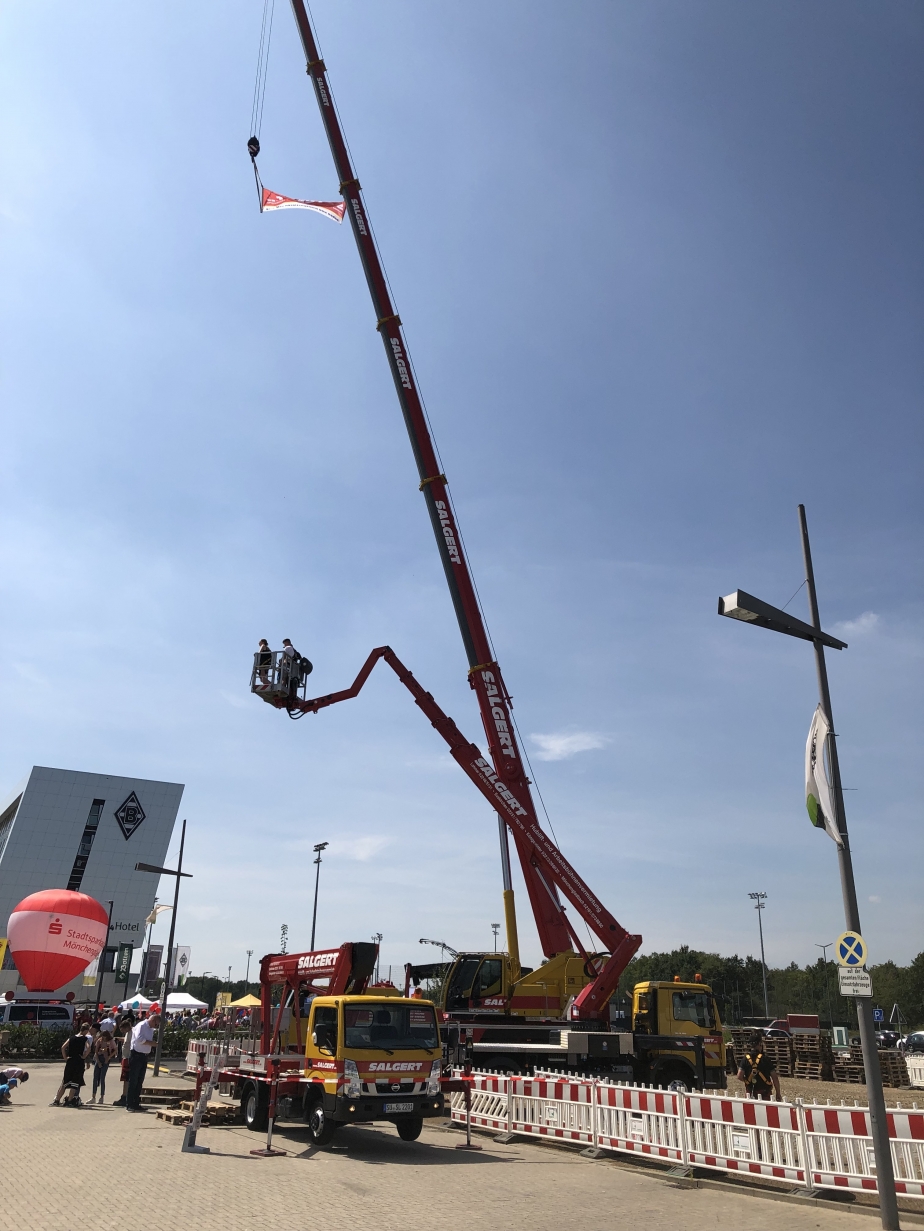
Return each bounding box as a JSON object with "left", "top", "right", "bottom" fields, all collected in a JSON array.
[{"left": 0, "top": 766, "right": 183, "bottom": 1002}]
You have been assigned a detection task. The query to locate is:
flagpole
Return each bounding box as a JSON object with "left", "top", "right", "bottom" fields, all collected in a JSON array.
[{"left": 798, "top": 505, "right": 898, "bottom": 1230}]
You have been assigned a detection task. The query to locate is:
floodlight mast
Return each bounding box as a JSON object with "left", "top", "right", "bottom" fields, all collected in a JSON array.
[{"left": 275, "top": 0, "right": 642, "bottom": 1019}]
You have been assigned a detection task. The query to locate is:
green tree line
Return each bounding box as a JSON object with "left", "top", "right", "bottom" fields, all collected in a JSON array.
[{"left": 614, "top": 946, "right": 924, "bottom": 1030}]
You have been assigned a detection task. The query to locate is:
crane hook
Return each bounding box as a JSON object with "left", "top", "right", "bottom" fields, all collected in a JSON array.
[{"left": 247, "top": 136, "right": 261, "bottom": 161}]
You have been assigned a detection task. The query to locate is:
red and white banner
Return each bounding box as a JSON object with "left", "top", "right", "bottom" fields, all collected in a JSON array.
[{"left": 260, "top": 188, "right": 345, "bottom": 222}]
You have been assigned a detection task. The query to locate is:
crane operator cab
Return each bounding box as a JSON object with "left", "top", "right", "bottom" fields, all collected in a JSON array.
[{"left": 251, "top": 640, "right": 313, "bottom": 705}]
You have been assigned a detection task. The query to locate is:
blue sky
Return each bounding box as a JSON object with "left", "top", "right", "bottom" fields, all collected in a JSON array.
[{"left": 1, "top": 1, "right": 921, "bottom": 984}]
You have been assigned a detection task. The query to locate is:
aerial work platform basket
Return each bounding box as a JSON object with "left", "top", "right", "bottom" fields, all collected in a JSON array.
[{"left": 251, "top": 649, "right": 312, "bottom": 706}]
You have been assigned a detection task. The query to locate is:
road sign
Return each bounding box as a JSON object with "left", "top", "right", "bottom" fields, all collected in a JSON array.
[
  {"left": 838, "top": 966, "right": 872, "bottom": 998},
  {"left": 873, "top": 1008, "right": 884, "bottom": 1023},
  {"left": 836, "top": 930, "right": 867, "bottom": 968}
]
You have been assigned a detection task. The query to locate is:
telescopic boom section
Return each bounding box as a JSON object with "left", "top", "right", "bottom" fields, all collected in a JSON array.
[{"left": 285, "top": 1, "right": 640, "bottom": 1017}]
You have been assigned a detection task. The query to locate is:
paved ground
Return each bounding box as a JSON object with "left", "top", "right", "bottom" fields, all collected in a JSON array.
[{"left": 5, "top": 1063, "right": 919, "bottom": 1231}]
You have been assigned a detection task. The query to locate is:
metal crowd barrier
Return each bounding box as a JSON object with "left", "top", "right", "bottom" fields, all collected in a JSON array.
[
  {"left": 185, "top": 1040, "right": 243, "bottom": 1075},
  {"left": 450, "top": 1068, "right": 924, "bottom": 1200}
]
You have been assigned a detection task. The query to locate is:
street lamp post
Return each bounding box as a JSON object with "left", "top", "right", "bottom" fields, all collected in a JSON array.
[
  {"left": 135, "top": 818, "right": 192, "bottom": 1077},
  {"left": 748, "top": 893, "right": 770, "bottom": 1018},
  {"left": 245, "top": 949, "right": 253, "bottom": 989},
  {"left": 491, "top": 923, "right": 500, "bottom": 952},
  {"left": 310, "top": 842, "right": 329, "bottom": 951},
  {"left": 719, "top": 504, "right": 899, "bottom": 1231},
  {"left": 816, "top": 942, "right": 835, "bottom": 1030},
  {"left": 372, "top": 933, "right": 382, "bottom": 983}
]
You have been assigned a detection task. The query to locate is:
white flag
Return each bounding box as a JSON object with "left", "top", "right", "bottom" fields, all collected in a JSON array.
[
  {"left": 805, "top": 705, "right": 842, "bottom": 845},
  {"left": 168, "top": 945, "right": 191, "bottom": 986}
]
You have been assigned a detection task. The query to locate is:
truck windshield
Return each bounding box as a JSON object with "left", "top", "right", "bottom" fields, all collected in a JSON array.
[
  {"left": 672, "top": 991, "right": 715, "bottom": 1029},
  {"left": 344, "top": 1003, "right": 439, "bottom": 1051}
]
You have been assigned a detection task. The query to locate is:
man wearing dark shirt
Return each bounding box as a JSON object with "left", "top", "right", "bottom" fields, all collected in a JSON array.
[{"left": 737, "top": 1031, "right": 782, "bottom": 1100}]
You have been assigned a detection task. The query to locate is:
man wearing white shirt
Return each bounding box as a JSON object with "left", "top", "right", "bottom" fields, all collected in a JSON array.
[{"left": 126, "top": 1012, "right": 160, "bottom": 1112}]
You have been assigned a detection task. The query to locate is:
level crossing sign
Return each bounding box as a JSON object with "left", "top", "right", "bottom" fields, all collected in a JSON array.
[{"left": 836, "top": 931, "right": 867, "bottom": 968}]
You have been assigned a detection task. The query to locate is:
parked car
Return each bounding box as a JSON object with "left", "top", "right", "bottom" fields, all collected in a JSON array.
[
  {"left": 875, "top": 1030, "right": 902, "bottom": 1049},
  {"left": 766, "top": 1019, "right": 791, "bottom": 1035},
  {"left": 901, "top": 1031, "right": 924, "bottom": 1054},
  {"left": 0, "top": 1001, "right": 75, "bottom": 1030}
]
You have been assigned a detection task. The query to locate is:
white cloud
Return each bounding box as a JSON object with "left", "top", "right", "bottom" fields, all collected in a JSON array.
[
  {"left": 834, "top": 612, "right": 880, "bottom": 637},
  {"left": 529, "top": 731, "right": 609, "bottom": 762},
  {"left": 287, "top": 834, "right": 393, "bottom": 862},
  {"left": 869, "top": 895, "right": 881, "bottom": 903}
]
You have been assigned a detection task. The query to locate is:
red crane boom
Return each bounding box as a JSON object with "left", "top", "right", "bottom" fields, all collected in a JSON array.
[{"left": 278, "top": 2, "right": 641, "bottom": 1019}]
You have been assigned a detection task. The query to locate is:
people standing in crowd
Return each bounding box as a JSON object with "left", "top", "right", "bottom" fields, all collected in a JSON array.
[
  {"left": 89, "top": 1029, "right": 117, "bottom": 1105},
  {"left": 112, "top": 1012, "right": 135, "bottom": 1106},
  {"left": 51, "top": 1023, "right": 91, "bottom": 1107},
  {"left": 125, "top": 1010, "right": 160, "bottom": 1112}
]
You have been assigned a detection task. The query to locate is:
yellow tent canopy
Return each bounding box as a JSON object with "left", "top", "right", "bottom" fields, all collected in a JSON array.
[{"left": 228, "top": 993, "right": 261, "bottom": 1007}]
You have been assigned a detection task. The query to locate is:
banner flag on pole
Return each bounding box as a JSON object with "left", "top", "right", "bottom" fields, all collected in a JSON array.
[
  {"left": 805, "top": 704, "right": 842, "bottom": 845},
  {"left": 260, "top": 188, "right": 345, "bottom": 222}
]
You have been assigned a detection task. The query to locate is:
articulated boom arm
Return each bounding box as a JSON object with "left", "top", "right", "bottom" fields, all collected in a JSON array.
[{"left": 271, "top": 648, "right": 641, "bottom": 1020}]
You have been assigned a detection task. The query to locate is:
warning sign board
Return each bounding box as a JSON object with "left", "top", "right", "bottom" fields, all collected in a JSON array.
[
  {"left": 838, "top": 966, "right": 872, "bottom": 998},
  {"left": 836, "top": 931, "right": 868, "bottom": 968}
]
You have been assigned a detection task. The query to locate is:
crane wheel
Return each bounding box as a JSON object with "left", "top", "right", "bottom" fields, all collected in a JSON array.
[
  {"left": 241, "top": 1082, "right": 269, "bottom": 1133},
  {"left": 304, "top": 1096, "right": 338, "bottom": 1146},
  {"left": 396, "top": 1116, "right": 423, "bottom": 1141}
]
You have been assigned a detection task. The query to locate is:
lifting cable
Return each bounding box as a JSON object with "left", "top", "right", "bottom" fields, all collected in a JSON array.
[{"left": 248, "top": 0, "right": 276, "bottom": 206}]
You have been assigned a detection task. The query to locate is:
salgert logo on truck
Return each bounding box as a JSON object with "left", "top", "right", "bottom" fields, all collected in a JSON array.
[
  {"left": 367, "top": 1061, "right": 425, "bottom": 1072},
  {"left": 297, "top": 951, "right": 339, "bottom": 973}
]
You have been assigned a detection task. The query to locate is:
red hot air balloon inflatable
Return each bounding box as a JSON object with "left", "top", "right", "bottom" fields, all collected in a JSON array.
[{"left": 7, "top": 890, "right": 109, "bottom": 992}]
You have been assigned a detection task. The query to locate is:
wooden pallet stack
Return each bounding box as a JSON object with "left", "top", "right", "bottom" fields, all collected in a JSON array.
[
  {"left": 156, "top": 1100, "right": 242, "bottom": 1127},
  {"left": 833, "top": 1045, "right": 866, "bottom": 1084},
  {"left": 878, "top": 1049, "right": 910, "bottom": 1089},
  {"left": 759, "top": 1035, "right": 794, "bottom": 1077},
  {"left": 727, "top": 1028, "right": 751, "bottom": 1071},
  {"left": 792, "top": 1033, "right": 834, "bottom": 1081}
]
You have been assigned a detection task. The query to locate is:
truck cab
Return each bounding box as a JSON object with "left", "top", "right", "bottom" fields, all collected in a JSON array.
[
  {"left": 632, "top": 980, "right": 726, "bottom": 1087},
  {"left": 437, "top": 950, "right": 596, "bottom": 1017},
  {"left": 300, "top": 995, "right": 443, "bottom": 1144}
]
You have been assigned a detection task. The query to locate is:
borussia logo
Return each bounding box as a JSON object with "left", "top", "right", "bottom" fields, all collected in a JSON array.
[{"left": 115, "top": 792, "right": 146, "bottom": 840}]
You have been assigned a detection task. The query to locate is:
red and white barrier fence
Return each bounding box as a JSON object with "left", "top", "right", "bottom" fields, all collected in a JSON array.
[
  {"left": 450, "top": 1068, "right": 924, "bottom": 1200},
  {"left": 185, "top": 1040, "right": 243, "bottom": 1075}
]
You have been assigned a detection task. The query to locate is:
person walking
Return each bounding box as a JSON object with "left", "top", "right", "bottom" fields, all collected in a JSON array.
[
  {"left": 89, "top": 1029, "right": 117, "bottom": 1104},
  {"left": 736, "top": 1031, "right": 782, "bottom": 1101},
  {"left": 51, "top": 1023, "right": 91, "bottom": 1107},
  {"left": 125, "top": 1010, "right": 160, "bottom": 1112}
]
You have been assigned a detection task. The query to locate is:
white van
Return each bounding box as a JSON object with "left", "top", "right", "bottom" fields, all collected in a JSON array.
[{"left": 0, "top": 999, "right": 75, "bottom": 1030}]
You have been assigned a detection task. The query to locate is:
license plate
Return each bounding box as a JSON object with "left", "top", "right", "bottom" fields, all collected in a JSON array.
[{"left": 384, "top": 1101, "right": 414, "bottom": 1113}]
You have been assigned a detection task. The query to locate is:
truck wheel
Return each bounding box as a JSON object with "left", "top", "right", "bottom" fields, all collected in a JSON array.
[
  {"left": 396, "top": 1116, "right": 423, "bottom": 1142},
  {"left": 241, "top": 1082, "right": 269, "bottom": 1133},
  {"left": 305, "top": 1098, "right": 338, "bottom": 1146}
]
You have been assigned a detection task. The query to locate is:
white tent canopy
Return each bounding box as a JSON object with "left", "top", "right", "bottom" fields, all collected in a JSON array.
[
  {"left": 119, "top": 993, "right": 155, "bottom": 1010},
  {"left": 164, "top": 992, "right": 208, "bottom": 1011}
]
